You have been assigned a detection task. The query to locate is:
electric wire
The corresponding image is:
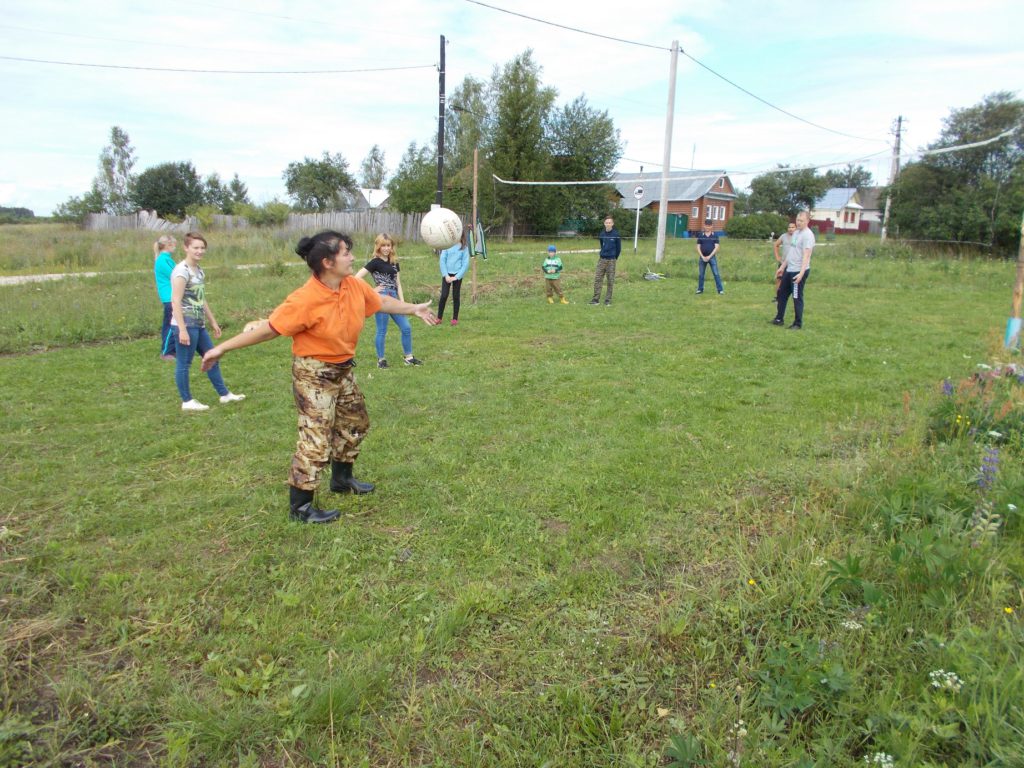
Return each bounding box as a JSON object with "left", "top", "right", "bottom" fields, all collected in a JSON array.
[
  {"left": 463, "top": 0, "right": 885, "bottom": 144},
  {"left": 0, "top": 54, "right": 436, "bottom": 75}
]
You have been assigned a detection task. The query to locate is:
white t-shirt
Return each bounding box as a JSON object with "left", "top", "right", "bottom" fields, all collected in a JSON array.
[
  {"left": 784, "top": 228, "right": 815, "bottom": 271},
  {"left": 169, "top": 262, "right": 206, "bottom": 327}
]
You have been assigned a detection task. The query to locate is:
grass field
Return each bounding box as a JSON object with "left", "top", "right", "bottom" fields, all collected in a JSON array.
[{"left": 1, "top": 224, "right": 1022, "bottom": 766}]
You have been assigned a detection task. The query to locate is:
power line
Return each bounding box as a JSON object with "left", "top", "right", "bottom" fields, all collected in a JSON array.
[
  {"left": 0, "top": 55, "right": 436, "bottom": 75},
  {"left": 463, "top": 0, "right": 886, "bottom": 144},
  {"left": 0, "top": 23, "right": 271, "bottom": 56}
]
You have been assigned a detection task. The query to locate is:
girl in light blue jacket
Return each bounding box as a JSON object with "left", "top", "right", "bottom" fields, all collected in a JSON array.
[{"left": 438, "top": 226, "right": 470, "bottom": 326}]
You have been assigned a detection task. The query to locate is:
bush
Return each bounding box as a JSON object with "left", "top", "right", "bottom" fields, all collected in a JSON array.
[
  {"left": 185, "top": 204, "right": 222, "bottom": 230},
  {"left": 726, "top": 213, "right": 790, "bottom": 240},
  {"left": 234, "top": 201, "right": 291, "bottom": 228}
]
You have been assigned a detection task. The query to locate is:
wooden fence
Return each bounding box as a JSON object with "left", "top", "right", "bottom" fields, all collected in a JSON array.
[{"left": 83, "top": 209, "right": 425, "bottom": 241}]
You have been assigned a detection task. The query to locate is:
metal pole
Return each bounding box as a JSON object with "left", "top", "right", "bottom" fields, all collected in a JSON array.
[
  {"left": 435, "top": 35, "right": 446, "bottom": 208},
  {"left": 1005, "top": 210, "right": 1024, "bottom": 348},
  {"left": 472, "top": 148, "right": 479, "bottom": 304},
  {"left": 633, "top": 166, "right": 643, "bottom": 253},
  {"left": 655, "top": 41, "right": 679, "bottom": 264}
]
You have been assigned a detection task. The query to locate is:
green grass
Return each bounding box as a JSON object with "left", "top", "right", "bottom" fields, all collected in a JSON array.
[{"left": 1, "top": 225, "right": 1022, "bottom": 766}]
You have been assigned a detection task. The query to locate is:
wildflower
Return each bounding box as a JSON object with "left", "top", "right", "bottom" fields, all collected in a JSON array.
[
  {"left": 977, "top": 363, "right": 993, "bottom": 370},
  {"left": 1008, "top": 504, "right": 1018, "bottom": 512},
  {"left": 747, "top": 578, "right": 757, "bottom": 586},
  {"left": 1005, "top": 607, "right": 1015, "bottom": 615},
  {"left": 987, "top": 430, "right": 1003, "bottom": 439},
  {"left": 708, "top": 681, "right": 716, "bottom": 689},
  {"left": 942, "top": 378, "right": 954, "bottom": 396},
  {"left": 811, "top": 556, "right": 827, "bottom": 567},
  {"left": 929, "top": 669, "right": 963, "bottom": 693},
  {"left": 864, "top": 753, "right": 895, "bottom": 767},
  {"left": 730, "top": 719, "right": 747, "bottom": 738},
  {"left": 841, "top": 619, "right": 863, "bottom": 631},
  {"left": 977, "top": 447, "right": 1000, "bottom": 493}
]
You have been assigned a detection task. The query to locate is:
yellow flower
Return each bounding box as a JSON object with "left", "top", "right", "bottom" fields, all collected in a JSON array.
[
  {"left": 708, "top": 681, "right": 716, "bottom": 689},
  {"left": 1005, "top": 607, "right": 1015, "bottom": 614},
  {"left": 747, "top": 578, "right": 757, "bottom": 586}
]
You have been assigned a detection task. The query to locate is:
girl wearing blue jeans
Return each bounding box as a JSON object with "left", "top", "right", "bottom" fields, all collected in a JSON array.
[
  {"left": 355, "top": 233, "right": 422, "bottom": 369},
  {"left": 170, "top": 232, "right": 245, "bottom": 412}
]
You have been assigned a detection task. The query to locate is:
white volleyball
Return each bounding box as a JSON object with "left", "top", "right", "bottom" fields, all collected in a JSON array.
[{"left": 420, "top": 207, "right": 463, "bottom": 250}]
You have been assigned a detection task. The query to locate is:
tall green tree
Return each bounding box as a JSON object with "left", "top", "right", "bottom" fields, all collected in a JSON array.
[
  {"left": 386, "top": 143, "right": 436, "bottom": 214},
  {"left": 283, "top": 152, "right": 359, "bottom": 212},
  {"left": 359, "top": 145, "right": 387, "bottom": 189},
  {"left": 488, "top": 50, "right": 556, "bottom": 238},
  {"left": 546, "top": 95, "right": 622, "bottom": 229},
  {"left": 823, "top": 163, "right": 873, "bottom": 189},
  {"left": 227, "top": 174, "right": 250, "bottom": 214},
  {"left": 748, "top": 166, "right": 829, "bottom": 216},
  {"left": 891, "top": 92, "right": 1023, "bottom": 252},
  {"left": 444, "top": 76, "right": 490, "bottom": 219},
  {"left": 132, "top": 161, "right": 205, "bottom": 218},
  {"left": 96, "top": 126, "right": 136, "bottom": 214}
]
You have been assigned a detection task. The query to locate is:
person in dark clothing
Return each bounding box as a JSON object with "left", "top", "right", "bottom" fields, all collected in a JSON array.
[
  {"left": 590, "top": 215, "right": 621, "bottom": 305},
  {"left": 695, "top": 218, "right": 724, "bottom": 295}
]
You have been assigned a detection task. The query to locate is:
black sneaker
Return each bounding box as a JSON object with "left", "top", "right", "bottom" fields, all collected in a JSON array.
[
  {"left": 589, "top": 299, "right": 600, "bottom": 305},
  {"left": 788, "top": 323, "right": 802, "bottom": 330},
  {"left": 378, "top": 359, "right": 389, "bottom": 369},
  {"left": 604, "top": 301, "right": 612, "bottom": 306},
  {"left": 695, "top": 290, "right": 703, "bottom": 295},
  {"left": 771, "top": 318, "right": 783, "bottom": 326},
  {"left": 403, "top": 356, "right": 423, "bottom": 366}
]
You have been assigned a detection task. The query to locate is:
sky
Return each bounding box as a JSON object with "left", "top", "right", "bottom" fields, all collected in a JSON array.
[{"left": 1, "top": 0, "right": 1022, "bottom": 216}]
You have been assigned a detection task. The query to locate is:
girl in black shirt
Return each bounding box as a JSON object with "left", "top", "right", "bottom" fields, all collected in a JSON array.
[{"left": 355, "top": 233, "right": 423, "bottom": 368}]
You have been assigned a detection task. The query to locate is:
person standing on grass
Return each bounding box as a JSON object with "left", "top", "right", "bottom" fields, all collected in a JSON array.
[
  {"left": 590, "top": 215, "right": 621, "bottom": 305},
  {"left": 772, "top": 221, "right": 797, "bottom": 302},
  {"left": 169, "top": 232, "right": 245, "bottom": 412},
  {"left": 772, "top": 210, "right": 815, "bottom": 329},
  {"left": 354, "top": 233, "right": 423, "bottom": 369},
  {"left": 542, "top": 244, "right": 569, "bottom": 304},
  {"left": 438, "top": 225, "right": 470, "bottom": 326},
  {"left": 201, "top": 231, "right": 440, "bottom": 524},
  {"left": 153, "top": 234, "right": 178, "bottom": 360},
  {"left": 695, "top": 218, "right": 724, "bottom": 295}
]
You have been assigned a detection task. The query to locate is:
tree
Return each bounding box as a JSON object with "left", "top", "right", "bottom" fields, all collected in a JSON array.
[
  {"left": 444, "top": 76, "right": 491, "bottom": 218},
  {"left": 283, "top": 152, "right": 359, "bottom": 212},
  {"left": 890, "top": 92, "right": 1023, "bottom": 252},
  {"left": 359, "top": 145, "right": 387, "bottom": 188},
  {"left": 132, "top": 161, "right": 205, "bottom": 218},
  {"left": 227, "top": 174, "right": 251, "bottom": 214},
  {"left": 546, "top": 95, "right": 622, "bottom": 231},
  {"left": 96, "top": 126, "right": 136, "bottom": 214},
  {"left": 53, "top": 187, "right": 105, "bottom": 222},
  {"left": 748, "top": 166, "right": 829, "bottom": 216},
  {"left": 386, "top": 143, "right": 436, "bottom": 214},
  {"left": 204, "top": 173, "right": 231, "bottom": 212},
  {"left": 488, "top": 49, "right": 557, "bottom": 238},
  {"left": 824, "top": 163, "right": 873, "bottom": 189}
]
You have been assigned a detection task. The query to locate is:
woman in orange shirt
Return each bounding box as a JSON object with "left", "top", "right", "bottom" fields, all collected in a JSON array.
[{"left": 202, "top": 230, "right": 439, "bottom": 523}]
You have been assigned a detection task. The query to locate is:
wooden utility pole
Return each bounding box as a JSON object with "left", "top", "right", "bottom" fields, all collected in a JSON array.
[
  {"left": 1005, "top": 211, "right": 1024, "bottom": 348},
  {"left": 880, "top": 115, "right": 902, "bottom": 243},
  {"left": 654, "top": 40, "right": 679, "bottom": 264}
]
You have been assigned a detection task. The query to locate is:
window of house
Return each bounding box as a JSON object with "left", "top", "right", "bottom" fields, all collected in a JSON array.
[{"left": 692, "top": 206, "right": 699, "bottom": 219}]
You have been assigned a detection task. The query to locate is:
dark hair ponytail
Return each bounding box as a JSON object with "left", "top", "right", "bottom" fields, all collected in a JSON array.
[{"left": 295, "top": 230, "right": 353, "bottom": 275}]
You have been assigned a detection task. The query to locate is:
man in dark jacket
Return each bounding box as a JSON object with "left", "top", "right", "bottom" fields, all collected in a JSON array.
[{"left": 590, "top": 215, "right": 621, "bottom": 305}]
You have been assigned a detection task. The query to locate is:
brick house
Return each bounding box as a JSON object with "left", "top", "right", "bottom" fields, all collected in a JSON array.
[{"left": 612, "top": 170, "right": 737, "bottom": 233}]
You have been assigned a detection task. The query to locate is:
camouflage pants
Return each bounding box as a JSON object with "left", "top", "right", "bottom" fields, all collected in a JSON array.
[
  {"left": 289, "top": 356, "right": 369, "bottom": 490},
  {"left": 592, "top": 258, "right": 616, "bottom": 303}
]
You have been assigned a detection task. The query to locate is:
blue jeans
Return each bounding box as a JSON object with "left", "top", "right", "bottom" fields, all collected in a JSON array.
[
  {"left": 160, "top": 302, "right": 176, "bottom": 356},
  {"left": 174, "top": 325, "right": 228, "bottom": 402},
  {"left": 698, "top": 256, "right": 724, "bottom": 293},
  {"left": 374, "top": 288, "right": 412, "bottom": 359}
]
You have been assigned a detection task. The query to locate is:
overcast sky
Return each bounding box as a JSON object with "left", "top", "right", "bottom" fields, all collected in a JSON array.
[{"left": 1, "top": 0, "right": 1021, "bottom": 215}]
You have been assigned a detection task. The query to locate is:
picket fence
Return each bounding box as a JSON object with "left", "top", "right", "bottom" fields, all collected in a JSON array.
[{"left": 83, "top": 209, "right": 426, "bottom": 241}]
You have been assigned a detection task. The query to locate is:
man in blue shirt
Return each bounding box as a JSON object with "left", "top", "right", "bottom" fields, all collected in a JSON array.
[
  {"left": 590, "top": 215, "right": 621, "bottom": 305},
  {"left": 695, "top": 218, "right": 724, "bottom": 295}
]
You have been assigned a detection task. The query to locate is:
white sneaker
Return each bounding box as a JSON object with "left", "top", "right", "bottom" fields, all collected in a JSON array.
[
  {"left": 181, "top": 399, "right": 209, "bottom": 412},
  {"left": 219, "top": 392, "right": 246, "bottom": 404}
]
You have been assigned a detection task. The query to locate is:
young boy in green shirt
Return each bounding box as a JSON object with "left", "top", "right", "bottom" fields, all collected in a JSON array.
[{"left": 542, "top": 245, "right": 569, "bottom": 304}]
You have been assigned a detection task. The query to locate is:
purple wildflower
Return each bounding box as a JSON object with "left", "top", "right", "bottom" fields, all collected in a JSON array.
[
  {"left": 978, "top": 447, "right": 1000, "bottom": 493},
  {"left": 942, "top": 379, "right": 954, "bottom": 397}
]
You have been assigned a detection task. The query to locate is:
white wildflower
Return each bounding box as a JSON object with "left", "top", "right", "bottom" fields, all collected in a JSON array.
[
  {"left": 841, "top": 619, "right": 863, "bottom": 631},
  {"left": 987, "top": 430, "right": 1003, "bottom": 438},
  {"left": 811, "top": 556, "right": 827, "bottom": 567},
  {"left": 864, "top": 753, "right": 895, "bottom": 767},
  {"left": 929, "top": 669, "right": 963, "bottom": 693},
  {"left": 1008, "top": 504, "right": 1018, "bottom": 512}
]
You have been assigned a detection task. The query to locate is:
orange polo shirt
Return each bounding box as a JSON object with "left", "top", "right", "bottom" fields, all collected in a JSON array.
[{"left": 268, "top": 275, "right": 383, "bottom": 363}]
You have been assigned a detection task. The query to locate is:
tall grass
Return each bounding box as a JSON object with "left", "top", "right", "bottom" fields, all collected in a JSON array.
[{"left": 1, "top": 226, "right": 1021, "bottom": 766}]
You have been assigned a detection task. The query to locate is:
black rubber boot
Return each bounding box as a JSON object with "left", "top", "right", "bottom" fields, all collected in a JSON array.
[
  {"left": 288, "top": 486, "right": 340, "bottom": 524},
  {"left": 330, "top": 461, "right": 375, "bottom": 494}
]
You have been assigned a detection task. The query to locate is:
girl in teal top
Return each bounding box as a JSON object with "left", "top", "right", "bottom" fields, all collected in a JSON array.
[
  {"left": 438, "top": 226, "right": 470, "bottom": 326},
  {"left": 153, "top": 234, "right": 177, "bottom": 358}
]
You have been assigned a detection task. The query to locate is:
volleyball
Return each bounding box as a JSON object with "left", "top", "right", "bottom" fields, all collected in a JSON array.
[{"left": 420, "top": 207, "right": 463, "bottom": 250}]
